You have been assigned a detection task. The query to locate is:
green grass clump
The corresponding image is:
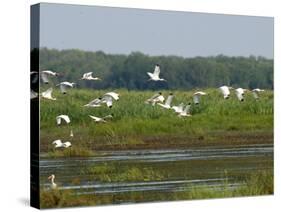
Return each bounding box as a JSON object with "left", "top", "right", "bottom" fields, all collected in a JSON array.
[
  {"left": 174, "top": 170, "right": 273, "bottom": 200},
  {"left": 83, "top": 163, "right": 164, "bottom": 182}
]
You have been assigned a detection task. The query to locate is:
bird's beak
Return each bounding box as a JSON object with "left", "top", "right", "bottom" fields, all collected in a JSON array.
[{"left": 48, "top": 176, "right": 52, "bottom": 180}]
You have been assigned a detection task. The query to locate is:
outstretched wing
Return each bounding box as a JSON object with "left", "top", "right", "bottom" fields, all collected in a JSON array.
[
  {"left": 41, "top": 72, "right": 49, "bottom": 84},
  {"left": 252, "top": 91, "right": 259, "bottom": 99},
  {"left": 103, "top": 92, "right": 119, "bottom": 100},
  {"left": 165, "top": 94, "right": 173, "bottom": 106},
  {"left": 42, "top": 88, "right": 55, "bottom": 100},
  {"left": 183, "top": 105, "right": 191, "bottom": 114},
  {"left": 60, "top": 84, "right": 67, "bottom": 93},
  {"left": 153, "top": 65, "right": 160, "bottom": 77},
  {"left": 193, "top": 95, "right": 200, "bottom": 104},
  {"left": 52, "top": 139, "right": 62, "bottom": 146}
]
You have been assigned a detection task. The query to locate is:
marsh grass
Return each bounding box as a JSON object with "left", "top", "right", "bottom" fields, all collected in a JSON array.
[{"left": 40, "top": 88, "right": 273, "bottom": 155}]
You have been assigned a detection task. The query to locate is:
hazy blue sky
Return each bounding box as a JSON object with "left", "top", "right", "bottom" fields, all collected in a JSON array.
[{"left": 39, "top": 3, "right": 274, "bottom": 58}]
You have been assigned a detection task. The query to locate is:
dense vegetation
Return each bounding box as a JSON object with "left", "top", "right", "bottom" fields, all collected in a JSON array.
[
  {"left": 38, "top": 48, "right": 273, "bottom": 90},
  {"left": 39, "top": 89, "right": 273, "bottom": 155}
]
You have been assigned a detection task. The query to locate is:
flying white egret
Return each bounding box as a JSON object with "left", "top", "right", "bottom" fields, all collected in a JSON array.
[
  {"left": 157, "top": 93, "right": 174, "bottom": 109},
  {"left": 81, "top": 72, "right": 101, "bottom": 80},
  {"left": 52, "top": 139, "right": 72, "bottom": 148},
  {"left": 30, "top": 71, "right": 39, "bottom": 84},
  {"left": 41, "top": 70, "right": 59, "bottom": 84},
  {"left": 172, "top": 103, "right": 185, "bottom": 113},
  {"left": 30, "top": 90, "right": 38, "bottom": 99},
  {"left": 56, "top": 115, "right": 71, "bottom": 125},
  {"left": 193, "top": 91, "right": 207, "bottom": 104},
  {"left": 89, "top": 114, "right": 113, "bottom": 123},
  {"left": 48, "top": 174, "right": 57, "bottom": 189},
  {"left": 147, "top": 64, "right": 166, "bottom": 81},
  {"left": 84, "top": 97, "right": 102, "bottom": 107},
  {"left": 41, "top": 88, "right": 56, "bottom": 100},
  {"left": 252, "top": 88, "right": 265, "bottom": 99},
  {"left": 178, "top": 103, "right": 192, "bottom": 117},
  {"left": 235, "top": 88, "right": 248, "bottom": 102},
  {"left": 103, "top": 92, "right": 119, "bottom": 101},
  {"left": 219, "top": 86, "right": 232, "bottom": 99},
  {"left": 57, "top": 82, "right": 75, "bottom": 94},
  {"left": 101, "top": 96, "right": 113, "bottom": 108},
  {"left": 145, "top": 92, "right": 165, "bottom": 106}
]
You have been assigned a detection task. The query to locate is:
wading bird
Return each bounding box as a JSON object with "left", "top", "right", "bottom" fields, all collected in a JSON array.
[
  {"left": 56, "top": 115, "right": 71, "bottom": 125},
  {"left": 219, "top": 86, "right": 232, "bottom": 99},
  {"left": 81, "top": 72, "right": 101, "bottom": 81},
  {"left": 41, "top": 70, "right": 59, "bottom": 84},
  {"left": 70, "top": 130, "right": 74, "bottom": 137},
  {"left": 89, "top": 114, "right": 113, "bottom": 123},
  {"left": 252, "top": 88, "right": 265, "bottom": 99},
  {"left": 52, "top": 140, "right": 72, "bottom": 148},
  {"left": 145, "top": 92, "right": 165, "bottom": 106},
  {"left": 147, "top": 64, "right": 166, "bottom": 81},
  {"left": 57, "top": 82, "right": 75, "bottom": 94},
  {"left": 193, "top": 91, "right": 207, "bottom": 104},
  {"left": 157, "top": 93, "right": 173, "bottom": 109},
  {"left": 41, "top": 88, "right": 56, "bottom": 100},
  {"left": 178, "top": 103, "right": 192, "bottom": 117},
  {"left": 48, "top": 174, "right": 57, "bottom": 190}
]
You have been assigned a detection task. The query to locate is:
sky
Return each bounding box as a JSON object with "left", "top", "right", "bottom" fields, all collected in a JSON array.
[{"left": 39, "top": 3, "right": 274, "bottom": 58}]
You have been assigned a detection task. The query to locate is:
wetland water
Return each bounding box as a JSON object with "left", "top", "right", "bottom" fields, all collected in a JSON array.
[{"left": 39, "top": 144, "right": 273, "bottom": 199}]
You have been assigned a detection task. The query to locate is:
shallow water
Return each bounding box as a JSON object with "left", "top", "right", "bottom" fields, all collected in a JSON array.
[{"left": 39, "top": 144, "right": 273, "bottom": 198}]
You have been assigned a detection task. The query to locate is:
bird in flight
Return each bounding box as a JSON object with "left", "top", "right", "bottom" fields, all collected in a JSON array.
[{"left": 147, "top": 64, "right": 166, "bottom": 81}]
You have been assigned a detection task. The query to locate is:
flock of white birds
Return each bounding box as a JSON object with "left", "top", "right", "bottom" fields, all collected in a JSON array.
[{"left": 31, "top": 64, "right": 265, "bottom": 189}]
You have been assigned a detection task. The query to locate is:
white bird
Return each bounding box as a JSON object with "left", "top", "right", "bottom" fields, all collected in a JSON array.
[
  {"left": 101, "top": 96, "right": 113, "bottom": 108},
  {"left": 84, "top": 97, "right": 102, "bottom": 107},
  {"left": 103, "top": 92, "right": 119, "bottom": 101},
  {"left": 145, "top": 92, "right": 165, "bottom": 106},
  {"left": 219, "top": 86, "right": 232, "bottom": 99},
  {"left": 178, "top": 103, "right": 192, "bottom": 117},
  {"left": 30, "top": 71, "right": 39, "bottom": 84},
  {"left": 41, "top": 88, "right": 56, "bottom": 100},
  {"left": 235, "top": 88, "right": 248, "bottom": 102},
  {"left": 52, "top": 139, "right": 72, "bottom": 148},
  {"left": 100, "top": 92, "right": 120, "bottom": 108},
  {"left": 48, "top": 174, "right": 57, "bottom": 189},
  {"left": 157, "top": 93, "right": 174, "bottom": 109},
  {"left": 41, "top": 70, "right": 59, "bottom": 84},
  {"left": 30, "top": 90, "right": 38, "bottom": 99},
  {"left": 252, "top": 88, "right": 265, "bottom": 99},
  {"left": 81, "top": 72, "right": 101, "bottom": 80},
  {"left": 56, "top": 82, "right": 75, "bottom": 94},
  {"left": 70, "top": 130, "right": 74, "bottom": 137},
  {"left": 56, "top": 115, "right": 71, "bottom": 125},
  {"left": 193, "top": 91, "right": 207, "bottom": 104},
  {"left": 172, "top": 103, "right": 185, "bottom": 113},
  {"left": 147, "top": 64, "right": 166, "bottom": 81},
  {"left": 89, "top": 114, "right": 113, "bottom": 123}
]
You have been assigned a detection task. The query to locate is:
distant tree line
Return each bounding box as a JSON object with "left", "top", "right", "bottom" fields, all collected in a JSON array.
[{"left": 36, "top": 48, "right": 273, "bottom": 90}]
